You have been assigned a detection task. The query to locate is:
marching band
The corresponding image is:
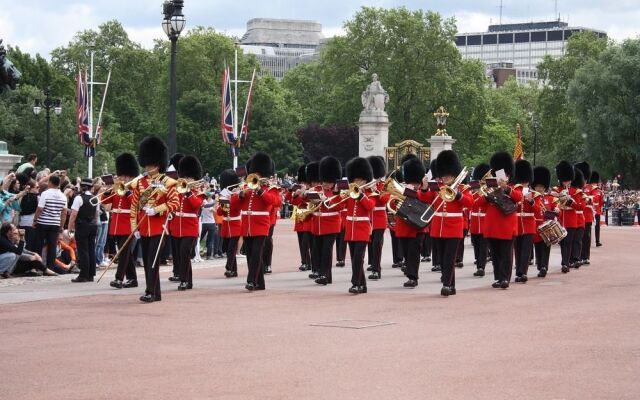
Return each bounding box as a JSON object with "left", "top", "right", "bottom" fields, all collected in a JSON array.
[{"left": 84, "top": 135, "right": 608, "bottom": 302}]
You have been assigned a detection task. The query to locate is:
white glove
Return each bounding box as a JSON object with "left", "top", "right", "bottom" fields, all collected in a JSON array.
[
  {"left": 134, "top": 231, "right": 141, "bottom": 240},
  {"left": 144, "top": 206, "right": 157, "bottom": 216}
]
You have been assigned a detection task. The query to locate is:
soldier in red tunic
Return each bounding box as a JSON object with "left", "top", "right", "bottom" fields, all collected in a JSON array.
[
  {"left": 344, "top": 157, "right": 375, "bottom": 294},
  {"left": 420, "top": 150, "right": 473, "bottom": 296},
  {"left": 217, "top": 169, "right": 242, "bottom": 278},
  {"left": 289, "top": 165, "right": 312, "bottom": 271},
  {"left": 553, "top": 161, "right": 584, "bottom": 273},
  {"left": 169, "top": 156, "right": 205, "bottom": 291},
  {"left": 130, "top": 136, "right": 179, "bottom": 303},
  {"left": 366, "top": 156, "right": 390, "bottom": 280},
  {"left": 513, "top": 160, "right": 541, "bottom": 283},
  {"left": 532, "top": 166, "right": 555, "bottom": 278},
  {"left": 304, "top": 162, "right": 321, "bottom": 279},
  {"left": 313, "top": 156, "right": 344, "bottom": 285},
  {"left": 470, "top": 163, "right": 490, "bottom": 277},
  {"left": 233, "top": 152, "right": 281, "bottom": 291},
  {"left": 570, "top": 168, "right": 587, "bottom": 269},
  {"left": 476, "top": 152, "right": 523, "bottom": 289},
  {"left": 106, "top": 153, "right": 140, "bottom": 289},
  {"left": 589, "top": 171, "right": 604, "bottom": 247},
  {"left": 166, "top": 153, "right": 184, "bottom": 282},
  {"left": 262, "top": 160, "right": 281, "bottom": 275},
  {"left": 575, "top": 162, "right": 594, "bottom": 265}
]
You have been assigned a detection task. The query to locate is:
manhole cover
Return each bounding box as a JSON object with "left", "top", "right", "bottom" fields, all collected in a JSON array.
[
  {"left": 538, "top": 281, "right": 564, "bottom": 286},
  {"left": 310, "top": 320, "right": 395, "bottom": 329}
]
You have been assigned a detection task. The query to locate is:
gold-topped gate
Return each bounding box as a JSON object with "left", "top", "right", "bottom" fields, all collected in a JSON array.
[{"left": 385, "top": 139, "right": 430, "bottom": 172}]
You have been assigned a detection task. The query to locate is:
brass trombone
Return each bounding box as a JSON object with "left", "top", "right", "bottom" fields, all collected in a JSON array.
[
  {"left": 323, "top": 180, "right": 378, "bottom": 210},
  {"left": 176, "top": 178, "right": 206, "bottom": 194},
  {"left": 438, "top": 167, "right": 469, "bottom": 202}
]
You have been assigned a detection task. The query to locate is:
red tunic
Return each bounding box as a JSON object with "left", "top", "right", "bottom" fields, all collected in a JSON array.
[
  {"left": 217, "top": 195, "right": 242, "bottom": 238},
  {"left": 289, "top": 192, "right": 311, "bottom": 232},
  {"left": 514, "top": 186, "right": 542, "bottom": 236},
  {"left": 130, "top": 174, "right": 179, "bottom": 237},
  {"left": 169, "top": 190, "right": 204, "bottom": 238},
  {"left": 469, "top": 192, "right": 486, "bottom": 236},
  {"left": 344, "top": 190, "right": 375, "bottom": 242},
  {"left": 422, "top": 185, "right": 473, "bottom": 239},
  {"left": 477, "top": 185, "right": 523, "bottom": 240},
  {"left": 581, "top": 186, "right": 595, "bottom": 224},
  {"left": 311, "top": 188, "right": 345, "bottom": 236},
  {"left": 534, "top": 194, "right": 557, "bottom": 243},
  {"left": 235, "top": 187, "right": 280, "bottom": 237},
  {"left": 270, "top": 190, "right": 283, "bottom": 226},
  {"left": 102, "top": 192, "right": 132, "bottom": 236},
  {"left": 370, "top": 181, "right": 390, "bottom": 231},
  {"left": 555, "top": 186, "right": 585, "bottom": 229},
  {"left": 591, "top": 186, "right": 604, "bottom": 215}
]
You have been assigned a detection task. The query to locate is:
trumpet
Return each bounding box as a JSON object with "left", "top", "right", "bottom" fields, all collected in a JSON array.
[{"left": 176, "top": 178, "right": 206, "bottom": 194}]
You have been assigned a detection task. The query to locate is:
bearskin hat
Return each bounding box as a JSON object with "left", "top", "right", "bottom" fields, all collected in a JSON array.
[
  {"left": 514, "top": 159, "right": 533, "bottom": 184},
  {"left": 429, "top": 159, "right": 438, "bottom": 179},
  {"left": 435, "top": 150, "right": 462, "bottom": 178},
  {"left": 346, "top": 157, "right": 373, "bottom": 182},
  {"left": 305, "top": 162, "right": 320, "bottom": 183},
  {"left": 168, "top": 153, "right": 184, "bottom": 171},
  {"left": 296, "top": 165, "right": 307, "bottom": 184},
  {"left": 574, "top": 161, "right": 591, "bottom": 182},
  {"left": 115, "top": 152, "right": 139, "bottom": 178},
  {"left": 178, "top": 155, "right": 202, "bottom": 180},
  {"left": 472, "top": 163, "right": 491, "bottom": 181},
  {"left": 248, "top": 152, "right": 274, "bottom": 177},
  {"left": 138, "top": 136, "right": 168, "bottom": 173},
  {"left": 490, "top": 151, "right": 514, "bottom": 178},
  {"left": 402, "top": 158, "right": 425, "bottom": 184},
  {"left": 219, "top": 169, "right": 240, "bottom": 190},
  {"left": 319, "top": 156, "right": 342, "bottom": 183},
  {"left": 367, "top": 156, "right": 386, "bottom": 179},
  {"left": 589, "top": 171, "right": 600, "bottom": 184},
  {"left": 572, "top": 169, "right": 585, "bottom": 188},
  {"left": 555, "top": 160, "right": 575, "bottom": 182},
  {"left": 400, "top": 153, "right": 419, "bottom": 165},
  {"left": 532, "top": 166, "right": 551, "bottom": 190}
]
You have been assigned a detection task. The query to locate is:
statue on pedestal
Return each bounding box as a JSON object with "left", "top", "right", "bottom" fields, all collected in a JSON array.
[{"left": 361, "top": 73, "right": 389, "bottom": 112}]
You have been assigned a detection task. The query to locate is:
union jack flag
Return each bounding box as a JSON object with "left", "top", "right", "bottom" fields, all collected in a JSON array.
[
  {"left": 220, "top": 66, "right": 235, "bottom": 145},
  {"left": 76, "top": 70, "right": 94, "bottom": 157}
]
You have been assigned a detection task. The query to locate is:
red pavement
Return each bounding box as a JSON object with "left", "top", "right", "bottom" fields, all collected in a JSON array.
[{"left": 1, "top": 223, "right": 639, "bottom": 400}]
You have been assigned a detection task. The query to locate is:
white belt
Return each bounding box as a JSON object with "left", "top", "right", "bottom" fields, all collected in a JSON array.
[
  {"left": 312, "top": 212, "right": 340, "bottom": 217},
  {"left": 470, "top": 212, "right": 485, "bottom": 217},
  {"left": 373, "top": 207, "right": 386, "bottom": 211},
  {"left": 434, "top": 212, "right": 463, "bottom": 217},
  {"left": 174, "top": 212, "right": 197, "bottom": 218},
  {"left": 112, "top": 209, "right": 131, "bottom": 214},
  {"left": 347, "top": 216, "right": 370, "bottom": 222},
  {"left": 516, "top": 213, "right": 534, "bottom": 217},
  {"left": 224, "top": 216, "right": 241, "bottom": 221},
  {"left": 241, "top": 211, "right": 270, "bottom": 216},
  {"left": 576, "top": 211, "right": 584, "bottom": 214}
]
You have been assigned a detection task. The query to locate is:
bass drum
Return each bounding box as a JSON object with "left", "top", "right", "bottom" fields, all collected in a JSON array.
[{"left": 538, "top": 220, "right": 567, "bottom": 246}]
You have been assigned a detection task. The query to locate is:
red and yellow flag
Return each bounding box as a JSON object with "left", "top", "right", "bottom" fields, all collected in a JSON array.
[{"left": 513, "top": 123, "right": 524, "bottom": 160}]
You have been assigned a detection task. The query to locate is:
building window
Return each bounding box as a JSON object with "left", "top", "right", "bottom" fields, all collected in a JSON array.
[
  {"left": 467, "top": 35, "right": 481, "bottom": 45},
  {"left": 455, "top": 36, "right": 466, "bottom": 46},
  {"left": 483, "top": 34, "right": 497, "bottom": 45},
  {"left": 531, "top": 31, "right": 546, "bottom": 42},
  {"left": 515, "top": 32, "right": 530, "bottom": 43},
  {"left": 499, "top": 33, "right": 514, "bottom": 44},
  {"left": 547, "top": 30, "right": 563, "bottom": 41}
]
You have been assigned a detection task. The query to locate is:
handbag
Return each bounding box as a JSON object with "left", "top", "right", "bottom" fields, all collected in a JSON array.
[{"left": 396, "top": 197, "right": 435, "bottom": 229}]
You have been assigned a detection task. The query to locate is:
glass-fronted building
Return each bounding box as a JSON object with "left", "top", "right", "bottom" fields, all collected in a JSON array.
[{"left": 455, "top": 21, "right": 607, "bottom": 84}]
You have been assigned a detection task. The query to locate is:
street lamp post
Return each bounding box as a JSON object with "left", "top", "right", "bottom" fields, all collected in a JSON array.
[
  {"left": 162, "top": 0, "right": 186, "bottom": 155},
  {"left": 531, "top": 116, "right": 540, "bottom": 166},
  {"left": 33, "top": 87, "right": 62, "bottom": 167}
]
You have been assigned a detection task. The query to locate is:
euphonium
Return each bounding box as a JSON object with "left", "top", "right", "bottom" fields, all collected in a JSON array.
[{"left": 382, "top": 176, "right": 406, "bottom": 215}]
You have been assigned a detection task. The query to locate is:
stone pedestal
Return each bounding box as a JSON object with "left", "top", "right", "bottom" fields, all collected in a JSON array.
[
  {"left": 427, "top": 135, "right": 456, "bottom": 161},
  {"left": 358, "top": 110, "right": 389, "bottom": 158},
  {"left": 0, "top": 141, "right": 22, "bottom": 179}
]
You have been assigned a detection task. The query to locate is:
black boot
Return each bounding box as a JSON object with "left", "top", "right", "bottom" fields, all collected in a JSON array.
[
  {"left": 123, "top": 279, "right": 138, "bottom": 288},
  {"left": 315, "top": 276, "right": 328, "bottom": 285},
  {"left": 368, "top": 271, "right": 380, "bottom": 280},
  {"left": 110, "top": 279, "right": 123, "bottom": 289},
  {"left": 537, "top": 269, "right": 547, "bottom": 278},
  {"left": 178, "top": 282, "right": 188, "bottom": 291},
  {"left": 403, "top": 279, "right": 418, "bottom": 288},
  {"left": 473, "top": 269, "right": 485, "bottom": 277}
]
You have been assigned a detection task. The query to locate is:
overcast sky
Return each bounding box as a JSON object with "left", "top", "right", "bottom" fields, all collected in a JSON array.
[{"left": 1, "top": 0, "right": 638, "bottom": 58}]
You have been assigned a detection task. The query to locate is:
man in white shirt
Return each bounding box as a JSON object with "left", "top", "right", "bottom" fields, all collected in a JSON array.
[{"left": 32, "top": 175, "right": 67, "bottom": 272}]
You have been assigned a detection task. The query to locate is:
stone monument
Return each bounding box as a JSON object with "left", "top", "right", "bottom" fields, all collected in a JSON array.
[
  {"left": 0, "top": 141, "right": 22, "bottom": 179},
  {"left": 427, "top": 106, "right": 456, "bottom": 161},
  {"left": 358, "top": 73, "right": 390, "bottom": 158}
]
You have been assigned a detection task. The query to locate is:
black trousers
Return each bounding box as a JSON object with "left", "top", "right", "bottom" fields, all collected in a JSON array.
[
  {"left": 76, "top": 223, "right": 97, "bottom": 280},
  {"left": 489, "top": 238, "right": 513, "bottom": 282},
  {"left": 456, "top": 229, "right": 468, "bottom": 263},
  {"left": 19, "top": 225, "right": 37, "bottom": 252},
  {"left": 400, "top": 234, "right": 423, "bottom": 281},
  {"left": 571, "top": 227, "right": 585, "bottom": 264},
  {"left": 581, "top": 223, "right": 592, "bottom": 260},
  {"left": 431, "top": 235, "right": 440, "bottom": 267},
  {"left": 348, "top": 241, "right": 367, "bottom": 287},
  {"left": 369, "top": 229, "right": 385, "bottom": 274},
  {"left": 594, "top": 215, "right": 601, "bottom": 244},
  {"left": 297, "top": 231, "right": 312, "bottom": 266},
  {"left": 314, "top": 233, "right": 337, "bottom": 282},
  {"left": 224, "top": 236, "right": 239, "bottom": 272},
  {"left": 262, "top": 225, "right": 275, "bottom": 268},
  {"left": 34, "top": 223, "right": 60, "bottom": 270},
  {"left": 514, "top": 234, "right": 534, "bottom": 277},
  {"left": 560, "top": 228, "right": 576, "bottom": 266},
  {"left": 13, "top": 259, "right": 47, "bottom": 275},
  {"left": 140, "top": 235, "right": 163, "bottom": 300},
  {"left": 471, "top": 234, "right": 488, "bottom": 269},
  {"left": 245, "top": 236, "right": 266, "bottom": 288},
  {"left": 420, "top": 233, "right": 432, "bottom": 258},
  {"left": 175, "top": 236, "right": 196, "bottom": 285},
  {"left": 438, "top": 237, "right": 461, "bottom": 287},
  {"left": 534, "top": 241, "right": 551, "bottom": 271},
  {"left": 170, "top": 236, "right": 180, "bottom": 277},
  {"left": 114, "top": 234, "right": 137, "bottom": 282},
  {"left": 390, "top": 230, "right": 403, "bottom": 264},
  {"left": 163, "top": 235, "right": 172, "bottom": 264},
  {"left": 335, "top": 229, "right": 347, "bottom": 262}
]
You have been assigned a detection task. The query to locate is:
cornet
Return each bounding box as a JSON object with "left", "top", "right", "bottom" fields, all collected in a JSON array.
[{"left": 176, "top": 178, "right": 206, "bottom": 194}]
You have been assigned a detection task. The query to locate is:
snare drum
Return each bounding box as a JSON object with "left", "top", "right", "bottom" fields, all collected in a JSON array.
[{"left": 537, "top": 220, "right": 567, "bottom": 246}]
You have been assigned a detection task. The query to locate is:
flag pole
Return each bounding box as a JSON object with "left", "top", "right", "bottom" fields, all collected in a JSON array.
[
  {"left": 233, "top": 47, "right": 239, "bottom": 170},
  {"left": 88, "top": 51, "right": 94, "bottom": 178},
  {"left": 94, "top": 68, "right": 111, "bottom": 147}
]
